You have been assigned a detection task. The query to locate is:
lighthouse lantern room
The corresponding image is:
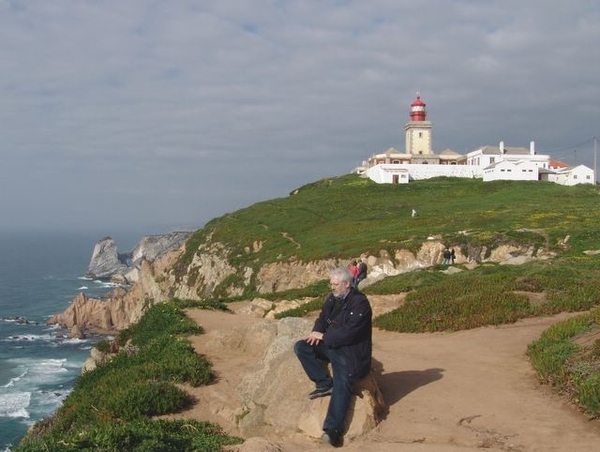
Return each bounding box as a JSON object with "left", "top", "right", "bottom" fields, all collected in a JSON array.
[{"left": 404, "top": 93, "right": 433, "bottom": 156}]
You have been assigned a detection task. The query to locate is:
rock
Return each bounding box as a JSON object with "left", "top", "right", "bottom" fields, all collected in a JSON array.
[
  {"left": 235, "top": 317, "right": 385, "bottom": 439},
  {"left": 47, "top": 292, "right": 141, "bottom": 334},
  {"left": 81, "top": 357, "right": 97, "bottom": 373},
  {"left": 69, "top": 325, "right": 85, "bottom": 339},
  {"left": 86, "top": 237, "right": 127, "bottom": 279},
  {"left": 86, "top": 232, "right": 193, "bottom": 282},
  {"left": 130, "top": 232, "right": 192, "bottom": 265}
]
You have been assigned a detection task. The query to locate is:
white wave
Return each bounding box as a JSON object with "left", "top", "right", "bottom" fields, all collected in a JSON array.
[
  {"left": 29, "top": 389, "right": 70, "bottom": 416},
  {"left": 77, "top": 286, "right": 88, "bottom": 290},
  {"left": 93, "top": 280, "right": 123, "bottom": 288},
  {"left": 61, "top": 337, "right": 88, "bottom": 345},
  {"left": 2, "top": 370, "right": 28, "bottom": 388},
  {"left": 78, "top": 276, "right": 93, "bottom": 281},
  {"left": 0, "top": 392, "right": 31, "bottom": 418},
  {"left": 2, "top": 333, "right": 56, "bottom": 343},
  {"left": 7, "top": 358, "right": 69, "bottom": 386}
]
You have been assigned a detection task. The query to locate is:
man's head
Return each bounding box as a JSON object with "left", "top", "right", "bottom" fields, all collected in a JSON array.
[{"left": 329, "top": 267, "right": 353, "bottom": 298}]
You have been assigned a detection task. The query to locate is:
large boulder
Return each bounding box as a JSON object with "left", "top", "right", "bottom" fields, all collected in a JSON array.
[{"left": 229, "top": 317, "right": 385, "bottom": 439}]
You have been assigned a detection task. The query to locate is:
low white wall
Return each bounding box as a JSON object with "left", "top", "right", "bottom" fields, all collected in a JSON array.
[{"left": 366, "top": 163, "right": 480, "bottom": 184}]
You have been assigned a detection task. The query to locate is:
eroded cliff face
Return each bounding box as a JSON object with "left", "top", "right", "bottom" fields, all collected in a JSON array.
[{"left": 49, "top": 232, "right": 557, "bottom": 334}]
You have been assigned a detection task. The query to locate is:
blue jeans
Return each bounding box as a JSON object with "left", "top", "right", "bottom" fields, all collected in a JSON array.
[{"left": 294, "top": 339, "right": 354, "bottom": 433}]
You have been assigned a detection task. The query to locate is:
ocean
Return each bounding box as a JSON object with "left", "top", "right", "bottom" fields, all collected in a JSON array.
[{"left": 0, "top": 231, "right": 139, "bottom": 451}]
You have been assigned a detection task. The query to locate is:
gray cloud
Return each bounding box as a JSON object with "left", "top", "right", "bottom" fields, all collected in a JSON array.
[{"left": 0, "top": 0, "right": 598, "bottom": 234}]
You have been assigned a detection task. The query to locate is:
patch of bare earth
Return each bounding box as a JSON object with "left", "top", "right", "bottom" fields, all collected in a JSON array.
[{"left": 166, "top": 297, "right": 600, "bottom": 452}]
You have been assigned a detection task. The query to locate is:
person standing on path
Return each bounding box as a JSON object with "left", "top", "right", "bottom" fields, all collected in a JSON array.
[{"left": 294, "top": 267, "right": 373, "bottom": 447}]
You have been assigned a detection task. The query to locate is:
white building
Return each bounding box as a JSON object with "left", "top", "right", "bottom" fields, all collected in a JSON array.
[
  {"left": 540, "top": 164, "right": 595, "bottom": 186},
  {"left": 361, "top": 95, "right": 594, "bottom": 186},
  {"left": 482, "top": 159, "right": 539, "bottom": 182}
]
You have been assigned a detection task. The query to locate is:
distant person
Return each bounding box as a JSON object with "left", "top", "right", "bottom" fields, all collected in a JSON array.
[
  {"left": 294, "top": 267, "right": 373, "bottom": 447},
  {"left": 356, "top": 259, "right": 368, "bottom": 287},
  {"left": 450, "top": 248, "right": 456, "bottom": 265},
  {"left": 411, "top": 208, "right": 417, "bottom": 218},
  {"left": 348, "top": 260, "right": 359, "bottom": 287},
  {"left": 442, "top": 248, "right": 451, "bottom": 265}
]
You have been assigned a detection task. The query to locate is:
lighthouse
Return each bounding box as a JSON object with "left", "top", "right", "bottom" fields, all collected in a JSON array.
[
  {"left": 405, "top": 94, "right": 433, "bottom": 156},
  {"left": 409, "top": 94, "right": 427, "bottom": 121}
]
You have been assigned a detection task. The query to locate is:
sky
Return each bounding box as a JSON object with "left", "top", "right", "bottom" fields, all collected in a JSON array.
[{"left": 0, "top": 1, "right": 598, "bottom": 239}]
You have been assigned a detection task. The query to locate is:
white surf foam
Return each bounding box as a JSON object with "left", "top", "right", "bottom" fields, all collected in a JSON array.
[
  {"left": 0, "top": 392, "right": 30, "bottom": 418},
  {"left": 2, "top": 370, "right": 27, "bottom": 388}
]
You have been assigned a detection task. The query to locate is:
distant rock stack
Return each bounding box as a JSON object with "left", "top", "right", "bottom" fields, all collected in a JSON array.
[
  {"left": 86, "top": 237, "right": 128, "bottom": 279},
  {"left": 85, "top": 231, "right": 193, "bottom": 283}
]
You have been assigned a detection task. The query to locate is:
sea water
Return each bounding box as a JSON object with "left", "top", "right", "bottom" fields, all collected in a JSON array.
[{"left": 0, "top": 231, "right": 138, "bottom": 451}]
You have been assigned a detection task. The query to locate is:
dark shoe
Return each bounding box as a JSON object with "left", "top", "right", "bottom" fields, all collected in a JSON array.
[
  {"left": 308, "top": 386, "right": 333, "bottom": 400},
  {"left": 321, "top": 429, "right": 343, "bottom": 447}
]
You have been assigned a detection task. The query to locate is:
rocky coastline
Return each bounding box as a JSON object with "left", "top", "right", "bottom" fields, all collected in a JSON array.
[{"left": 48, "top": 229, "right": 558, "bottom": 338}]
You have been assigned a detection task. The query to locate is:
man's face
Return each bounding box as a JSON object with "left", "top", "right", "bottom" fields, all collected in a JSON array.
[{"left": 330, "top": 276, "right": 350, "bottom": 298}]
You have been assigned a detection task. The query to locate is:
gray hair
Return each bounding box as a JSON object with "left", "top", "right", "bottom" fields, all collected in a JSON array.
[{"left": 330, "top": 266, "right": 354, "bottom": 284}]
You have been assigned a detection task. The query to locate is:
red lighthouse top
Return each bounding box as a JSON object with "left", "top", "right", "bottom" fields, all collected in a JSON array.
[{"left": 409, "top": 94, "right": 427, "bottom": 121}]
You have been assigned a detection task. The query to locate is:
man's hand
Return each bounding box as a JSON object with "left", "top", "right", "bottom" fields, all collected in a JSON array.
[{"left": 305, "top": 331, "right": 324, "bottom": 345}]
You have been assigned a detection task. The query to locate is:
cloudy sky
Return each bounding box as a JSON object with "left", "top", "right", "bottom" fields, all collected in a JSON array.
[{"left": 1, "top": 1, "right": 598, "bottom": 237}]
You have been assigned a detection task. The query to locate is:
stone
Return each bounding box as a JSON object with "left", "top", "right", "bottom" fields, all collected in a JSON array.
[
  {"left": 69, "top": 324, "right": 86, "bottom": 339},
  {"left": 235, "top": 317, "right": 385, "bottom": 439}
]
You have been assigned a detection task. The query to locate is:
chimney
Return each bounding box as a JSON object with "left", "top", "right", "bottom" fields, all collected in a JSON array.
[
  {"left": 530, "top": 141, "right": 535, "bottom": 155},
  {"left": 499, "top": 141, "right": 505, "bottom": 154}
]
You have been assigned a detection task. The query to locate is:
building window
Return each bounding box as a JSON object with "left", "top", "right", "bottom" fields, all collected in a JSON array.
[
  {"left": 490, "top": 157, "right": 495, "bottom": 163},
  {"left": 419, "top": 132, "right": 422, "bottom": 138}
]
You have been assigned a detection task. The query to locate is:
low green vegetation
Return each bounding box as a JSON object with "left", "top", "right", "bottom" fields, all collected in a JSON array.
[
  {"left": 371, "top": 260, "right": 600, "bottom": 332},
  {"left": 15, "top": 299, "right": 242, "bottom": 452},
  {"left": 528, "top": 308, "right": 600, "bottom": 418}
]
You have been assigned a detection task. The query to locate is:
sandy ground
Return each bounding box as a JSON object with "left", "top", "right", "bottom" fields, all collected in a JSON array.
[{"left": 177, "top": 300, "right": 600, "bottom": 452}]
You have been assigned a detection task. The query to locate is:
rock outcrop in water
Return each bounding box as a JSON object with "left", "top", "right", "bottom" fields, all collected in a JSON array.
[{"left": 85, "top": 231, "right": 193, "bottom": 283}]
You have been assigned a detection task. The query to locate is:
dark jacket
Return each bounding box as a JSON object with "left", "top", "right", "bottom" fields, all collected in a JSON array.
[{"left": 313, "top": 288, "right": 372, "bottom": 381}]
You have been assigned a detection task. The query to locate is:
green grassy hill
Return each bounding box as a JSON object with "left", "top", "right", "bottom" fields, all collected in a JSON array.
[{"left": 180, "top": 174, "right": 600, "bottom": 269}]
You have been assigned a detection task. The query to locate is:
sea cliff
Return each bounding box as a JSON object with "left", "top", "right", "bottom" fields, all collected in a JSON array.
[{"left": 48, "top": 231, "right": 554, "bottom": 334}]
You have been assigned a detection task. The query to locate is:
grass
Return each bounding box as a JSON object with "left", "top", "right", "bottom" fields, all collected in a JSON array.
[
  {"left": 369, "top": 260, "right": 600, "bottom": 332},
  {"left": 527, "top": 308, "right": 600, "bottom": 418},
  {"left": 15, "top": 299, "right": 242, "bottom": 452}
]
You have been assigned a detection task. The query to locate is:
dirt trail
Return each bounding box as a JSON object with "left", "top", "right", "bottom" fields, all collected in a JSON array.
[{"left": 179, "top": 302, "right": 600, "bottom": 452}]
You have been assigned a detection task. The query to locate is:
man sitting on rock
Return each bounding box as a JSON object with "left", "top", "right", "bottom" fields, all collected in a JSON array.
[{"left": 294, "top": 266, "right": 373, "bottom": 447}]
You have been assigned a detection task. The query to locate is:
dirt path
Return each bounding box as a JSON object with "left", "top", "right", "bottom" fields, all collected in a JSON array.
[{"left": 177, "top": 302, "right": 600, "bottom": 452}]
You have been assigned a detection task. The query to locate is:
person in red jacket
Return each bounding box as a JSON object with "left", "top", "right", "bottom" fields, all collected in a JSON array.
[
  {"left": 348, "top": 260, "right": 359, "bottom": 286},
  {"left": 294, "top": 267, "right": 373, "bottom": 447}
]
